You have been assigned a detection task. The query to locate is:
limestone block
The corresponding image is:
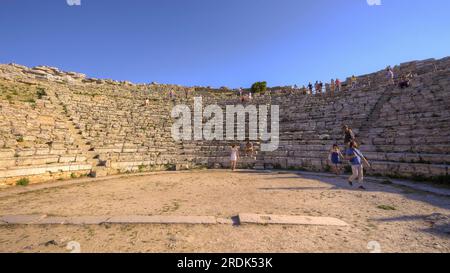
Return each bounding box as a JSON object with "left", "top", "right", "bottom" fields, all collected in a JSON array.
[
  {"left": 238, "top": 213, "right": 348, "bottom": 226},
  {"left": 0, "top": 159, "right": 16, "bottom": 168},
  {"left": 0, "top": 149, "right": 15, "bottom": 159}
]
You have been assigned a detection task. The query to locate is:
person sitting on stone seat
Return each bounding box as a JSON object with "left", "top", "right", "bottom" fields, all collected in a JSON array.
[
  {"left": 399, "top": 73, "right": 412, "bottom": 89},
  {"left": 245, "top": 141, "right": 255, "bottom": 158}
]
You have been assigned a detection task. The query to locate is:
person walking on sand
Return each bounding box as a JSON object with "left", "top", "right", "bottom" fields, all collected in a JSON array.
[
  {"left": 345, "top": 141, "right": 371, "bottom": 190},
  {"left": 328, "top": 144, "right": 344, "bottom": 175},
  {"left": 230, "top": 144, "right": 240, "bottom": 171}
]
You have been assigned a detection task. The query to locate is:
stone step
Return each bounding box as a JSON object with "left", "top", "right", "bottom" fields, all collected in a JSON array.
[{"left": 0, "top": 163, "right": 92, "bottom": 179}]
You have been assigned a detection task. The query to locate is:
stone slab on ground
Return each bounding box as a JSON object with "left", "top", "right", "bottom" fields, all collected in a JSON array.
[
  {"left": 38, "top": 216, "right": 110, "bottom": 225},
  {"left": 0, "top": 215, "right": 218, "bottom": 225},
  {"left": 216, "top": 218, "right": 234, "bottom": 225},
  {"left": 106, "top": 215, "right": 217, "bottom": 225},
  {"left": 39, "top": 217, "right": 68, "bottom": 225},
  {"left": 238, "top": 213, "right": 349, "bottom": 227},
  {"left": 0, "top": 214, "right": 47, "bottom": 224},
  {"left": 66, "top": 216, "right": 110, "bottom": 225}
]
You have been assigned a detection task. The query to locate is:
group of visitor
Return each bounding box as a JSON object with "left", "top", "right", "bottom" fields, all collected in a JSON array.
[
  {"left": 144, "top": 64, "right": 415, "bottom": 107},
  {"left": 302, "top": 78, "right": 342, "bottom": 96},
  {"left": 327, "top": 125, "right": 371, "bottom": 190},
  {"left": 238, "top": 88, "right": 253, "bottom": 103},
  {"left": 229, "top": 141, "right": 256, "bottom": 171},
  {"left": 386, "top": 66, "right": 415, "bottom": 89},
  {"left": 228, "top": 125, "right": 371, "bottom": 190}
]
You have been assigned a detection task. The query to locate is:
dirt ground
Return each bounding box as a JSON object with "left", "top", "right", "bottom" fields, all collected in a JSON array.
[{"left": 0, "top": 170, "right": 449, "bottom": 253}]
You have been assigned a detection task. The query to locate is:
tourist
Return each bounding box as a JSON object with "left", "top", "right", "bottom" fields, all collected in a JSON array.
[
  {"left": 301, "top": 85, "right": 307, "bottom": 95},
  {"left": 351, "top": 75, "right": 357, "bottom": 90},
  {"left": 345, "top": 141, "right": 371, "bottom": 189},
  {"left": 399, "top": 75, "right": 411, "bottom": 89},
  {"left": 387, "top": 66, "right": 395, "bottom": 85},
  {"left": 319, "top": 81, "right": 324, "bottom": 94},
  {"left": 248, "top": 92, "right": 253, "bottom": 101},
  {"left": 241, "top": 93, "right": 249, "bottom": 103},
  {"left": 145, "top": 98, "right": 150, "bottom": 106},
  {"left": 230, "top": 144, "right": 240, "bottom": 171},
  {"left": 336, "top": 78, "right": 341, "bottom": 92},
  {"left": 328, "top": 144, "right": 344, "bottom": 175},
  {"left": 308, "top": 82, "right": 313, "bottom": 94},
  {"left": 169, "top": 90, "right": 175, "bottom": 100},
  {"left": 343, "top": 125, "right": 356, "bottom": 147},
  {"left": 245, "top": 141, "right": 255, "bottom": 158},
  {"left": 314, "top": 81, "right": 320, "bottom": 94},
  {"left": 330, "top": 79, "right": 336, "bottom": 96}
]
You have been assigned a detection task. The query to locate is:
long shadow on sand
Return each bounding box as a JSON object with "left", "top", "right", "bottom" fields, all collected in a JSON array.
[
  {"left": 242, "top": 170, "right": 450, "bottom": 237},
  {"left": 240, "top": 170, "right": 450, "bottom": 211}
]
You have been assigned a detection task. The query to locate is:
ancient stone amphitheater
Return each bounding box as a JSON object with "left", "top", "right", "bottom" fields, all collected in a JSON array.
[{"left": 0, "top": 57, "right": 449, "bottom": 186}]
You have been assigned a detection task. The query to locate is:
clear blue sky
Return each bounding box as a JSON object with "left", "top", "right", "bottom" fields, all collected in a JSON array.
[{"left": 0, "top": 0, "right": 449, "bottom": 88}]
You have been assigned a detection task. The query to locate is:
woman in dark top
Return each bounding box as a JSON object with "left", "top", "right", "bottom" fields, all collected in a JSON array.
[{"left": 343, "top": 125, "right": 355, "bottom": 146}]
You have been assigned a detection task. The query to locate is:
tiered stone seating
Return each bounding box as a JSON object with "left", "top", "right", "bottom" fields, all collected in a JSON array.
[
  {"left": 0, "top": 57, "right": 448, "bottom": 185},
  {"left": 358, "top": 67, "right": 450, "bottom": 177},
  {"left": 0, "top": 94, "right": 90, "bottom": 185}
]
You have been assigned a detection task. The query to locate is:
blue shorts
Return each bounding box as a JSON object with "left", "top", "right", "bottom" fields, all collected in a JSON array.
[{"left": 331, "top": 159, "right": 341, "bottom": 165}]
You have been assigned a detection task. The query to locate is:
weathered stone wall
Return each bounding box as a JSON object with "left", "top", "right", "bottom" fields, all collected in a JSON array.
[{"left": 0, "top": 57, "right": 449, "bottom": 186}]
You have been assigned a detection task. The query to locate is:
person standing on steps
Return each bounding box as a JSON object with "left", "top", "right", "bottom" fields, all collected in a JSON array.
[
  {"left": 387, "top": 66, "right": 395, "bottom": 85},
  {"left": 335, "top": 78, "right": 341, "bottom": 92},
  {"left": 308, "top": 82, "right": 313, "bottom": 95},
  {"left": 230, "top": 144, "right": 240, "bottom": 171},
  {"left": 343, "top": 125, "right": 356, "bottom": 147},
  {"left": 350, "top": 75, "right": 357, "bottom": 90},
  {"left": 330, "top": 79, "right": 336, "bottom": 97},
  {"left": 345, "top": 141, "right": 371, "bottom": 190}
]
